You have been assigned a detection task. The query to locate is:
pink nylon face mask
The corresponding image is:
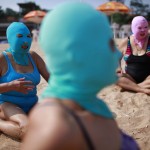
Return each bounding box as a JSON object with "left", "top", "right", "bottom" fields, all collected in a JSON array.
[{"left": 131, "top": 16, "right": 149, "bottom": 48}]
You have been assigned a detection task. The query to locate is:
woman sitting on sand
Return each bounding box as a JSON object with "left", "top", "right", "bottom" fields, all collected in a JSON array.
[
  {"left": 0, "top": 22, "right": 49, "bottom": 140},
  {"left": 117, "top": 16, "right": 150, "bottom": 95},
  {"left": 22, "top": 2, "right": 139, "bottom": 150}
]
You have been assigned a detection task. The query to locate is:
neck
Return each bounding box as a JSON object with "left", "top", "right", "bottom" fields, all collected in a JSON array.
[
  {"left": 5, "top": 47, "right": 29, "bottom": 66},
  {"left": 43, "top": 77, "right": 100, "bottom": 102},
  {"left": 134, "top": 35, "right": 148, "bottom": 49}
]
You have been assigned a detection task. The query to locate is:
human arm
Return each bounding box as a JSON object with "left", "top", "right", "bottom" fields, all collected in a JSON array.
[
  {"left": 115, "top": 37, "right": 128, "bottom": 77},
  {"left": 30, "top": 51, "right": 50, "bottom": 82},
  {"left": 0, "top": 53, "right": 34, "bottom": 94},
  {"left": 117, "top": 37, "right": 128, "bottom": 54},
  {"left": 0, "top": 77, "right": 35, "bottom": 94}
]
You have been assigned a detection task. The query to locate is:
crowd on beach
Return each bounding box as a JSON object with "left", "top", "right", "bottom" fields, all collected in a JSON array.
[{"left": 0, "top": 1, "right": 150, "bottom": 150}]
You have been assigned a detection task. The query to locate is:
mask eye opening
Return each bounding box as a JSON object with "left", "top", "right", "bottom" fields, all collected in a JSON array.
[
  {"left": 17, "top": 34, "right": 23, "bottom": 38},
  {"left": 27, "top": 34, "right": 32, "bottom": 38}
]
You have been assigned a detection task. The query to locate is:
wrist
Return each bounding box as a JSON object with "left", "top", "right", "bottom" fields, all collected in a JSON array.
[{"left": 7, "top": 82, "right": 13, "bottom": 92}]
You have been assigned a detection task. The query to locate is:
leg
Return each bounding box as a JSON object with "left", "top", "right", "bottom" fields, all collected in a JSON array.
[
  {"left": 0, "top": 102, "right": 28, "bottom": 140},
  {"left": 117, "top": 74, "right": 142, "bottom": 93},
  {"left": 117, "top": 74, "right": 150, "bottom": 95},
  {"left": 138, "top": 75, "right": 150, "bottom": 89}
]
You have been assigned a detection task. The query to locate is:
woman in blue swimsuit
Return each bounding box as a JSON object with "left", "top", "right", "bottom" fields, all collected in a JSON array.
[
  {"left": 0, "top": 22, "right": 49, "bottom": 140},
  {"left": 22, "top": 2, "right": 139, "bottom": 150}
]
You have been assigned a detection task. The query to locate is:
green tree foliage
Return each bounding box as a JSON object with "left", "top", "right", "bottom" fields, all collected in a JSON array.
[
  {"left": 0, "top": 7, "right": 20, "bottom": 22},
  {"left": 130, "top": 0, "right": 150, "bottom": 16},
  {"left": 5, "top": 8, "right": 19, "bottom": 18},
  {"left": 109, "top": 0, "right": 125, "bottom": 3},
  {"left": 0, "top": 2, "right": 46, "bottom": 22},
  {"left": 18, "top": 2, "right": 42, "bottom": 16},
  {"left": 112, "top": 13, "right": 133, "bottom": 25},
  {"left": 108, "top": 0, "right": 150, "bottom": 25},
  {"left": 0, "top": 6, "right": 5, "bottom": 18}
]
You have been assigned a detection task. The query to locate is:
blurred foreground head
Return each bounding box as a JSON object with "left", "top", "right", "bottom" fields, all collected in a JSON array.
[{"left": 39, "top": 2, "right": 121, "bottom": 116}]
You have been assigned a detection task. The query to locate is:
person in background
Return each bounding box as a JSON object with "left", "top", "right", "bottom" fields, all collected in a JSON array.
[
  {"left": 0, "top": 22, "right": 49, "bottom": 140},
  {"left": 31, "top": 28, "right": 39, "bottom": 42},
  {"left": 22, "top": 2, "right": 139, "bottom": 150},
  {"left": 117, "top": 16, "right": 150, "bottom": 94}
]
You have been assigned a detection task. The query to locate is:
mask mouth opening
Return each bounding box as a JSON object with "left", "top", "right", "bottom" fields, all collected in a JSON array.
[
  {"left": 140, "top": 32, "right": 146, "bottom": 36},
  {"left": 21, "top": 45, "right": 28, "bottom": 49}
]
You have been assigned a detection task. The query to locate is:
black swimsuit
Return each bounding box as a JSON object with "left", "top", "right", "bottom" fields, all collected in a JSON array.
[{"left": 124, "top": 37, "right": 150, "bottom": 83}]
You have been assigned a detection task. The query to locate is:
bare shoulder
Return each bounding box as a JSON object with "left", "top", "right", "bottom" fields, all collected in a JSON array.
[
  {"left": 29, "top": 51, "right": 43, "bottom": 64},
  {"left": 0, "top": 52, "right": 7, "bottom": 64},
  {"left": 31, "top": 98, "right": 88, "bottom": 150},
  {"left": 29, "top": 51, "right": 39, "bottom": 58},
  {"left": 34, "top": 98, "right": 66, "bottom": 114},
  {"left": 117, "top": 37, "right": 128, "bottom": 54},
  {"left": 0, "top": 52, "right": 7, "bottom": 75},
  {"left": 0, "top": 52, "right": 5, "bottom": 59}
]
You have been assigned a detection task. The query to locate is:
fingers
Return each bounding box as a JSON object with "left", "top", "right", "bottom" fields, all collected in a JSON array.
[
  {"left": 17, "top": 78, "right": 33, "bottom": 85},
  {"left": 13, "top": 78, "right": 35, "bottom": 94},
  {"left": 17, "top": 77, "right": 26, "bottom": 81},
  {"left": 21, "top": 80, "right": 33, "bottom": 85},
  {"left": 19, "top": 81, "right": 34, "bottom": 90},
  {"left": 21, "top": 84, "right": 35, "bottom": 90},
  {"left": 20, "top": 85, "right": 35, "bottom": 94}
]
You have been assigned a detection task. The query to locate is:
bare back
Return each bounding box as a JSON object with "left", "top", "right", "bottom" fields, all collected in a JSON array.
[
  {"left": 61, "top": 99, "right": 121, "bottom": 150},
  {"left": 24, "top": 98, "right": 121, "bottom": 150}
]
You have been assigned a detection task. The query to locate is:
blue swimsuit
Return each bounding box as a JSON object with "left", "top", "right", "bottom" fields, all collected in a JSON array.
[{"left": 0, "top": 51, "right": 40, "bottom": 113}]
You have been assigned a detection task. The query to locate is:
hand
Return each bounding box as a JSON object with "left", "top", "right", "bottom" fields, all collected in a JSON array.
[
  {"left": 116, "top": 68, "right": 122, "bottom": 77},
  {"left": 9, "top": 78, "right": 35, "bottom": 94}
]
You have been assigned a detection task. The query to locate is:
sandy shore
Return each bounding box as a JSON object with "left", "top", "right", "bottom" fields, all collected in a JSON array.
[{"left": 0, "top": 40, "right": 150, "bottom": 150}]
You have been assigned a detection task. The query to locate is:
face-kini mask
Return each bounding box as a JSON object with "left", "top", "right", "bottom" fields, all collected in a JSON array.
[
  {"left": 6, "top": 22, "right": 32, "bottom": 66},
  {"left": 131, "top": 16, "right": 149, "bottom": 48},
  {"left": 39, "top": 2, "right": 121, "bottom": 118}
]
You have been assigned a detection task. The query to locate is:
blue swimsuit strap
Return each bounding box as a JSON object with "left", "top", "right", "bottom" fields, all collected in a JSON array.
[
  {"left": 3, "top": 51, "right": 38, "bottom": 71},
  {"left": 27, "top": 53, "right": 37, "bottom": 72},
  {"left": 2, "top": 51, "right": 13, "bottom": 70}
]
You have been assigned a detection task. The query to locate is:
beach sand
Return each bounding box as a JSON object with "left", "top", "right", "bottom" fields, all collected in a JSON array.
[{"left": 0, "top": 40, "right": 150, "bottom": 150}]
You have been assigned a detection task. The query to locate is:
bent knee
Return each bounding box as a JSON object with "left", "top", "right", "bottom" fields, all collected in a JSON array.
[
  {"left": 7, "top": 120, "right": 29, "bottom": 140},
  {"left": 17, "top": 121, "right": 28, "bottom": 139}
]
